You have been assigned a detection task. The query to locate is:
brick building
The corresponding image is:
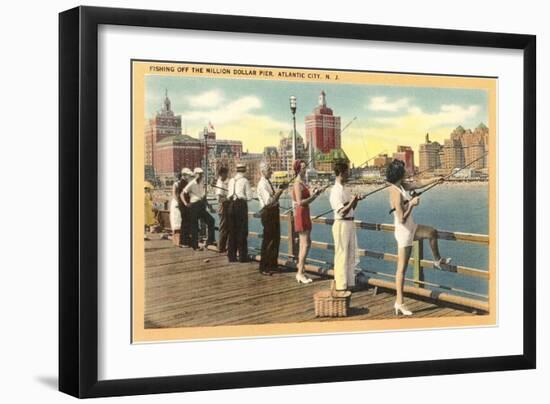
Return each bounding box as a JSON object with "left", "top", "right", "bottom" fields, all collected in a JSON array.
[
  {"left": 305, "top": 90, "right": 342, "bottom": 157},
  {"left": 153, "top": 134, "right": 203, "bottom": 183},
  {"left": 372, "top": 153, "right": 393, "bottom": 169},
  {"left": 393, "top": 145, "right": 415, "bottom": 176},
  {"left": 144, "top": 90, "right": 182, "bottom": 180}
]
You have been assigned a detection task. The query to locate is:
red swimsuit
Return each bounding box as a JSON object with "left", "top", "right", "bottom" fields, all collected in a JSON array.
[{"left": 292, "top": 183, "right": 313, "bottom": 232}]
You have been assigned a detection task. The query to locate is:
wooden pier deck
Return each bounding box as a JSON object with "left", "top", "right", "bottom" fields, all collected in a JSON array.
[{"left": 144, "top": 236, "right": 479, "bottom": 329}]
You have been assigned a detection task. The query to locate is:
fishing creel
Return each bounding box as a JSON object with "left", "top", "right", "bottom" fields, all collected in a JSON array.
[{"left": 314, "top": 281, "right": 352, "bottom": 317}]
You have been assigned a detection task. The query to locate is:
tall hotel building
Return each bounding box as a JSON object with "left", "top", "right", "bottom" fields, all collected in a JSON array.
[
  {"left": 305, "top": 91, "right": 341, "bottom": 158},
  {"left": 418, "top": 124, "right": 489, "bottom": 174}
]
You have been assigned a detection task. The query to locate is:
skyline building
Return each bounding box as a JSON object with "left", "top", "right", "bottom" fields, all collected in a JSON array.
[
  {"left": 393, "top": 145, "right": 415, "bottom": 176},
  {"left": 305, "top": 91, "right": 342, "bottom": 156},
  {"left": 419, "top": 124, "right": 489, "bottom": 174},
  {"left": 144, "top": 90, "right": 182, "bottom": 180},
  {"left": 278, "top": 130, "right": 306, "bottom": 172},
  {"left": 419, "top": 133, "right": 442, "bottom": 172}
]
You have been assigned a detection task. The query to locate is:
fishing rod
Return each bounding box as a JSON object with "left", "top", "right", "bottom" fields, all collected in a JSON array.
[
  {"left": 280, "top": 183, "right": 331, "bottom": 215},
  {"left": 310, "top": 164, "right": 438, "bottom": 220},
  {"left": 310, "top": 183, "right": 387, "bottom": 220},
  {"left": 388, "top": 152, "right": 488, "bottom": 214}
]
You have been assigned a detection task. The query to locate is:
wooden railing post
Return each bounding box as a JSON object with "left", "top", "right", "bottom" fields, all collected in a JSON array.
[
  {"left": 413, "top": 239, "right": 424, "bottom": 288},
  {"left": 287, "top": 211, "right": 297, "bottom": 261}
]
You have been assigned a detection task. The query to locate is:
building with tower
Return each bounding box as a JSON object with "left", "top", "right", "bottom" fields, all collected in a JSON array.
[
  {"left": 419, "top": 133, "right": 442, "bottom": 172},
  {"left": 263, "top": 146, "right": 283, "bottom": 172},
  {"left": 278, "top": 130, "right": 306, "bottom": 172},
  {"left": 144, "top": 90, "right": 182, "bottom": 181},
  {"left": 305, "top": 90, "right": 342, "bottom": 156}
]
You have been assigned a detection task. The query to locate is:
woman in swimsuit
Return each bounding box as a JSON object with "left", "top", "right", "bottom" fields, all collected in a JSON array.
[
  {"left": 386, "top": 159, "right": 451, "bottom": 316},
  {"left": 292, "top": 160, "right": 323, "bottom": 284}
]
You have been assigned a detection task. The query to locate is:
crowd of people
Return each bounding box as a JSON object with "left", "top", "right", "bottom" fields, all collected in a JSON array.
[{"left": 148, "top": 158, "right": 452, "bottom": 316}]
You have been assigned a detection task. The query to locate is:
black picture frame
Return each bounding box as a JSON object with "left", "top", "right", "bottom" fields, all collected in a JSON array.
[{"left": 59, "top": 5, "right": 536, "bottom": 398}]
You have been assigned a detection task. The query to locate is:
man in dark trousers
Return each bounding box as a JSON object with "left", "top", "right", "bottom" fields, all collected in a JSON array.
[
  {"left": 215, "top": 166, "right": 230, "bottom": 253},
  {"left": 182, "top": 167, "right": 215, "bottom": 250},
  {"left": 226, "top": 163, "right": 253, "bottom": 262},
  {"left": 256, "top": 162, "right": 287, "bottom": 275}
]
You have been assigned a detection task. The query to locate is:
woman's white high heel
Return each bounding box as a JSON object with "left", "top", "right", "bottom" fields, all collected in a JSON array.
[
  {"left": 296, "top": 273, "right": 313, "bottom": 284},
  {"left": 394, "top": 302, "right": 413, "bottom": 316}
]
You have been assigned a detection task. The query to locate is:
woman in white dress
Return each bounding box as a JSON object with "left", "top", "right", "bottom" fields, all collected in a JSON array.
[
  {"left": 386, "top": 159, "right": 451, "bottom": 316},
  {"left": 169, "top": 173, "right": 182, "bottom": 244}
]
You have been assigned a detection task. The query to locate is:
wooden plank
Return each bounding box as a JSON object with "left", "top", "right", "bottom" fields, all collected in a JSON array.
[{"left": 142, "top": 239, "right": 476, "bottom": 328}]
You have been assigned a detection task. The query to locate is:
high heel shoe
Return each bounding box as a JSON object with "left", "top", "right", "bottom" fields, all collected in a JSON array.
[
  {"left": 434, "top": 257, "right": 452, "bottom": 269},
  {"left": 394, "top": 302, "right": 413, "bottom": 316},
  {"left": 296, "top": 273, "right": 313, "bottom": 284}
]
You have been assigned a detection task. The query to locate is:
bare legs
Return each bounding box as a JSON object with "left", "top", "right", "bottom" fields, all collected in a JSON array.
[
  {"left": 296, "top": 231, "right": 312, "bottom": 283},
  {"left": 394, "top": 224, "right": 451, "bottom": 314},
  {"left": 395, "top": 246, "right": 413, "bottom": 305},
  {"left": 414, "top": 224, "right": 441, "bottom": 261}
]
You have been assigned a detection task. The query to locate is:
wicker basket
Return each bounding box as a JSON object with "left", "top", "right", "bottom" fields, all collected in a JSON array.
[{"left": 314, "top": 282, "right": 352, "bottom": 317}]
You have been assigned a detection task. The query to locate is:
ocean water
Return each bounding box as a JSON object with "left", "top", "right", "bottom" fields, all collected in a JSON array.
[{"left": 218, "top": 183, "right": 489, "bottom": 301}]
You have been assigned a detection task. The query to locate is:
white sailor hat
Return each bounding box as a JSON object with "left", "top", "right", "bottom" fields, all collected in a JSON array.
[
  {"left": 181, "top": 168, "right": 193, "bottom": 176},
  {"left": 193, "top": 167, "right": 204, "bottom": 174},
  {"left": 236, "top": 163, "right": 246, "bottom": 171}
]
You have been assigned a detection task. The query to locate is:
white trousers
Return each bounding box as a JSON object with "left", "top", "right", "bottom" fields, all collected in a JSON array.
[{"left": 332, "top": 220, "right": 359, "bottom": 290}]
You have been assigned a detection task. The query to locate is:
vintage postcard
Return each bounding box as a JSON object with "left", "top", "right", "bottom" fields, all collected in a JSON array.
[{"left": 131, "top": 60, "right": 496, "bottom": 342}]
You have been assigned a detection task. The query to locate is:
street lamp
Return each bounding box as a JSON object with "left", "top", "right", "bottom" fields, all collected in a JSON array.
[
  {"left": 289, "top": 95, "right": 297, "bottom": 164},
  {"left": 203, "top": 127, "right": 208, "bottom": 194}
]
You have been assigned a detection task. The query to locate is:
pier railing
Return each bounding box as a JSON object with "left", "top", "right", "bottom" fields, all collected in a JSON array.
[
  {"left": 155, "top": 208, "right": 490, "bottom": 312},
  {"left": 247, "top": 211, "right": 490, "bottom": 312}
]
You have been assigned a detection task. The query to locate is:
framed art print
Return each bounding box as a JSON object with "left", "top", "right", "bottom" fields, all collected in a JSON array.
[{"left": 59, "top": 6, "right": 536, "bottom": 398}]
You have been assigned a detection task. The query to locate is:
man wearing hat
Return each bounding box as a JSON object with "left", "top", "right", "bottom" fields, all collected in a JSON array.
[
  {"left": 226, "top": 163, "right": 254, "bottom": 262},
  {"left": 182, "top": 167, "right": 215, "bottom": 250},
  {"left": 256, "top": 162, "right": 287, "bottom": 275},
  {"left": 175, "top": 168, "right": 193, "bottom": 247}
]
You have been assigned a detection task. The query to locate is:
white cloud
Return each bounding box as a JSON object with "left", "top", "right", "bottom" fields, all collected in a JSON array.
[
  {"left": 367, "top": 96, "right": 411, "bottom": 112},
  {"left": 186, "top": 90, "right": 225, "bottom": 108},
  {"left": 181, "top": 95, "right": 263, "bottom": 125},
  {"left": 373, "top": 104, "right": 481, "bottom": 128}
]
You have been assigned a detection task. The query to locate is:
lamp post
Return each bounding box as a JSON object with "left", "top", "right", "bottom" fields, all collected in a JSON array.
[
  {"left": 289, "top": 96, "right": 297, "bottom": 167},
  {"left": 203, "top": 127, "right": 208, "bottom": 194}
]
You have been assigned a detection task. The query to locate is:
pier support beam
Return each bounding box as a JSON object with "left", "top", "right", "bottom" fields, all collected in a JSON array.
[{"left": 413, "top": 239, "right": 424, "bottom": 288}]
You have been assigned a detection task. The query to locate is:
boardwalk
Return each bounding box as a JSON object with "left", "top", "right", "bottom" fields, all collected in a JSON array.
[{"left": 144, "top": 236, "right": 479, "bottom": 329}]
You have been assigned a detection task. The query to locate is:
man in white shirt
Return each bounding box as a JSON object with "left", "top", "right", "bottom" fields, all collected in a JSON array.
[
  {"left": 257, "top": 162, "right": 287, "bottom": 275},
  {"left": 183, "top": 167, "right": 215, "bottom": 250},
  {"left": 226, "top": 163, "right": 254, "bottom": 262},
  {"left": 329, "top": 162, "right": 363, "bottom": 290},
  {"left": 215, "top": 166, "right": 230, "bottom": 253}
]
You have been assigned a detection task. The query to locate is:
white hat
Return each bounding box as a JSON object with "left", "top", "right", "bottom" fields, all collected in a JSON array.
[
  {"left": 236, "top": 163, "right": 246, "bottom": 171},
  {"left": 181, "top": 168, "right": 193, "bottom": 176},
  {"left": 193, "top": 167, "right": 204, "bottom": 174}
]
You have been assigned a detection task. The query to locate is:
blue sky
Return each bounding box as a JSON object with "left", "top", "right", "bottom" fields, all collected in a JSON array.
[{"left": 145, "top": 75, "right": 489, "bottom": 165}]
